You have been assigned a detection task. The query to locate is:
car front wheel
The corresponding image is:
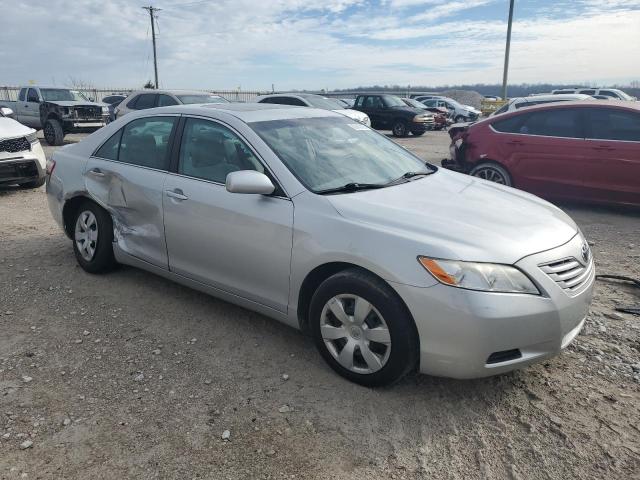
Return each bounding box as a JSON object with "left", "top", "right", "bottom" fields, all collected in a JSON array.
[
  {"left": 44, "top": 119, "right": 64, "bottom": 146},
  {"left": 72, "top": 201, "right": 117, "bottom": 273},
  {"left": 392, "top": 121, "right": 408, "bottom": 137},
  {"left": 469, "top": 162, "right": 512, "bottom": 186},
  {"left": 309, "top": 268, "right": 418, "bottom": 387}
]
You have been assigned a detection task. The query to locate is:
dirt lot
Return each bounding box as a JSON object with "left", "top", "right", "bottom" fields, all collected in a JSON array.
[{"left": 1, "top": 131, "right": 639, "bottom": 479}]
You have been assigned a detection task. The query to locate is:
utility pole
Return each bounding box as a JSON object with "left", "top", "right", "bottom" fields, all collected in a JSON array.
[
  {"left": 142, "top": 6, "right": 161, "bottom": 89},
  {"left": 501, "top": 0, "right": 515, "bottom": 100}
]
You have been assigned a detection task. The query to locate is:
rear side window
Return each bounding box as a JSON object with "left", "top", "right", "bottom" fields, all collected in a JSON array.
[
  {"left": 598, "top": 90, "right": 619, "bottom": 99},
  {"left": 18, "top": 88, "right": 27, "bottom": 101},
  {"left": 519, "top": 109, "right": 583, "bottom": 138},
  {"left": 94, "top": 130, "right": 122, "bottom": 160},
  {"left": 355, "top": 96, "right": 364, "bottom": 107},
  {"left": 272, "top": 97, "right": 306, "bottom": 106},
  {"left": 157, "top": 94, "right": 179, "bottom": 107},
  {"left": 131, "top": 94, "right": 156, "bottom": 110},
  {"left": 588, "top": 109, "right": 640, "bottom": 141},
  {"left": 118, "top": 117, "right": 176, "bottom": 169}
]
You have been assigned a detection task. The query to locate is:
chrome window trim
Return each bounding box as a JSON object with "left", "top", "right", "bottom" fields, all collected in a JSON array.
[{"left": 488, "top": 124, "right": 586, "bottom": 140}]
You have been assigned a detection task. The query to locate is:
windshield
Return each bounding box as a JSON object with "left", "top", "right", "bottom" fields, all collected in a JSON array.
[
  {"left": 383, "top": 95, "right": 406, "bottom": 107},
  {"left": 176, "top": 94, "right": 229, "bottom": 104},
  {"left": 250, "top": 116, "right": 434, "bottom": 192},
  {"left": 41, "top": 89, "right": 89, "bottom": 102},
  {"left": 304, "top": 96, "right": 345, "bottom": 110},
  {"left": 404, "top": 99, "right": 424, "bottom": 108}
]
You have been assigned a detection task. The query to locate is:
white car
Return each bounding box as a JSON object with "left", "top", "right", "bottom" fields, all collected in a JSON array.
[
  {"left": 551, "top": 88, "right": 636, "bottom": 101},
  {"left": 256, "top": 93, "right": 371, "bottom": 126},
  {"left": 492, "top": 94, "right": 592, "bottom": 115},
  {"left": 0, "top": 107, "right": 47, "bottom": 188}
]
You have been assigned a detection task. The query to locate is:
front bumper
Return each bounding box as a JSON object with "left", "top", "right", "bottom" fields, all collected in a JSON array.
[
  {"left": 62, "top": 115, "right": 108, "bottom": 132},
  {"left": 0, "top": 141, "right": 46, "bottom": 185},
  {"left": 392, "top": 234, "right": 594, "bottom": 379}
]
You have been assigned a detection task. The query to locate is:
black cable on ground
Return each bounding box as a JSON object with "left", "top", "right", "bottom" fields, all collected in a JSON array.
[{"left": 595, "top": 274, "right": 640, "bottom": 316}]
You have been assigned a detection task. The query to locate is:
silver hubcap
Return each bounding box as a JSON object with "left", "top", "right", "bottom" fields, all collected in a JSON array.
[
  {"left": 74, "top": 210, "right": 98, "bottom": 261},
  {"left": 473, "top": 167, "right": 507, "bottom": 184},
  {"left": 320, "top": 294, "right": 391, "bottom": 374}
]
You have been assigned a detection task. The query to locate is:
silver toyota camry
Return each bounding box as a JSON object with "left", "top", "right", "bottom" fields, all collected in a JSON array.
[{"left": 46, "top": 103, "right": 594, "bottom": 386}]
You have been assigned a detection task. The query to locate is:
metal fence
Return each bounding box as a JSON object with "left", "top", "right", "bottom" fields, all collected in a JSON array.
[{"left": 0, "top": 85, "right": 273, "bottom": 103}]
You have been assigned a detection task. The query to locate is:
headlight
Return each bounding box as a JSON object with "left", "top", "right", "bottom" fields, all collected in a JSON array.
[
  {"left": 412, "top": 114, "right": 428, "bottom": 123},
  {"left": 418, "top": 257, "right": 539, "bottom": 294},
  {"left": 101, "top": 106, "right": 109, "bottom": 114},
  {"left": 362, "top": 115, "right": 371, "bottom": 126},
  {"left": 26, "top": 131, "right": 38, "bottom": 144}
]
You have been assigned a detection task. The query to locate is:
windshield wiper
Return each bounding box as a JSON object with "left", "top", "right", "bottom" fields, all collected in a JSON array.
[
  {"left": 385, "top": 170, "right": 435, "bottom": 186},
  {"left": 316, "top": 182, "right": 386, "bottom": 195}
]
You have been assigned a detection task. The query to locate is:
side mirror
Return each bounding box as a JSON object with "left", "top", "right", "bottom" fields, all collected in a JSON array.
[
  {"left": 0, "top": 107, "right": 15, "bottom": 118},
  {"left": 226, "top": 170, "right": 275, "bottom": 195}
]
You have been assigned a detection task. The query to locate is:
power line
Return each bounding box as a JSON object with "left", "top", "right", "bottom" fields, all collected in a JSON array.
[{"left": 142, "top": 5, "right": 162, "bottom": 89}]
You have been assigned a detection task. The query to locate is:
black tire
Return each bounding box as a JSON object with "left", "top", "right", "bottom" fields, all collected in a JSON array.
[
  {"left": 309, "top": 268, "right": 419, "bottom": 387},
  {"left": 392, "top": 120, "right": 408, "bottom": 137},
  {"left": 44, "top": 118, "right": 64, "bottom": 146},
  {"left": 20, "top": 177, "right": 45, "bottom": 189},
  {"left": 71, "top": 200, "right": 117, "bottom": 274},
  {"left": 469, "top": 162, "right": 513, "bottom": 187},
  {"left": 411, "top": 131, "right": 425, "bottom": 137}
]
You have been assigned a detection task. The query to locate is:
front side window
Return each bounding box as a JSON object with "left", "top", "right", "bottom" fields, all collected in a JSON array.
[
  {"left": 27, "top": 89, "right": 39, "bottom": 102},
  {"left": 250, "top": 116, "right": 433, "bottom": 192},
  {"left": 382, "top": 95, "right": 406, "bottom": 107},
  {"left": 178, "top": 118, "right": 263, "bottom": 183},
  {"left": 364, "top": 96, "right": 383, "bottom": 108},
  {"left": 118, "top": 117, "right": 176, "bottom": 169},
  {"left": 588, "top": 108, "right": 640, "bottom": 141},
  {"left": 355, "top": 96, "right": 364, "bottom": 107},
  {"left": 518, "top": 109, "right": 582, "bottom": 138}
]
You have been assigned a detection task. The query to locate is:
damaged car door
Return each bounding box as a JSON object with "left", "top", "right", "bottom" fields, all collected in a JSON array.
[{"left": 85, "top": 115, "right": 178, "bottom": 268}]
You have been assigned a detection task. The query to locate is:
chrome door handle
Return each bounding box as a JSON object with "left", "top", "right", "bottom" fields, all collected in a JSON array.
[
  {"left": 88, "top": 168, "right": 105, "bottom": 177},
  {"left": 165, "top": 189, "right": 188, "bottom": 201}
]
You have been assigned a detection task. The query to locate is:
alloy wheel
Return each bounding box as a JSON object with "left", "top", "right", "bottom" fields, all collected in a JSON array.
[
  {"left": 74, "top": 210, "right": 99, "bottom": 261},
  {"left": 320, "top": 294, "right": 391, "bottom": 374},
  {"left": 472, "top": 166, "right": 508, "bottom": 184}
]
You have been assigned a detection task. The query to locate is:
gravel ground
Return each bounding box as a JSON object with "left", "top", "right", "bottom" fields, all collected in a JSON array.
[{"left": 1, "top": 131, "right": 639, "bottom": 479}]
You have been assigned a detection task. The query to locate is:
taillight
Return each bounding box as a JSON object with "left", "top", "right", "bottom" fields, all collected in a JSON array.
[{"left": 46, "top": 159, "right": 56, "bottom": 175}]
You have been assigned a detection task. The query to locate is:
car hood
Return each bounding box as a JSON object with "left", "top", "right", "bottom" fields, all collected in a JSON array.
[
  {"left": 46, "top": 101, "right": 107, "bottom": 107},
  {"left": 0, "top": 117, "right": 34, "bottom": 139},
  {"left": 326, "top": 170, "right": 578, "bottom": 264},
  {"left": 333, "top": 109, "right": 368, "bottom": 122}
]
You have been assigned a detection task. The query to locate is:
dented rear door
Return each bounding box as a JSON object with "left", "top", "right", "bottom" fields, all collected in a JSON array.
[{"left": 85, "top": 115, "right": 179, "bottom": 269}]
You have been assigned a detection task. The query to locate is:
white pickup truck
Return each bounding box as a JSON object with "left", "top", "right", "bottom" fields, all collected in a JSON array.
[{"left": 0, "top": 86, "right": 109, "bottom": 146}]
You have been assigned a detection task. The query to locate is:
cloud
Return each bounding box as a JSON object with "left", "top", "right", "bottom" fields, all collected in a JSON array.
[{"left": 0, "top": 0, "right": 638, "bottom": 90}]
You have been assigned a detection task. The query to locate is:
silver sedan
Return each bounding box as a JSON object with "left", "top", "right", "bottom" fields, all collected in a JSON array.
[{"left": 46, "top": 103, "right": 594, "bottom": 386}]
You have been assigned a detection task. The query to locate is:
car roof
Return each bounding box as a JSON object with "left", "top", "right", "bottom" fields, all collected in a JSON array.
[
  {"left": 128, "top": 89, "right": 223, "bottom": 96},
  {"left": 131, "top": 102, "right": 342, "bottom": 123},
  {"left": 515, "top": 94, "right": 592, "bottom": 102}
]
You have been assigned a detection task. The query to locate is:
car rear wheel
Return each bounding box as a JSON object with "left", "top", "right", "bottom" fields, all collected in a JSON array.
[
  {"left": 309, "top": 268, "right": 418, "bottom": 387},
  {"left": 469, "top": 162, "right": 512, "bottom": 186},
  {"left": 44, "top": 119, "right": 64, "bottom": 146},
  {"left": 72, "top": 201, "right": 116, "bottom": 274},
  {"left": 392, "top": 121, "right": 408, "bottom": 137}
]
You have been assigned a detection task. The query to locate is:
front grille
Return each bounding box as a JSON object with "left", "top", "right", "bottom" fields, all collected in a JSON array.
[
  {"left": 74, "top": 106, "right": 101, "bottom": 119},
  {"left": 0, "top": 159, "right": 38, "bottom": 182},
  {"left": 0, "top": 136, "right": 30, "bottom": 153},
  {"left": 539, "top": 256, "right": 594, "bottom": 295}
]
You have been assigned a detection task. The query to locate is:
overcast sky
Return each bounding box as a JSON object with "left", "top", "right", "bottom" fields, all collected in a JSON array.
[{"left": 3, "top": 0, "right": 639, "bottom": 91}]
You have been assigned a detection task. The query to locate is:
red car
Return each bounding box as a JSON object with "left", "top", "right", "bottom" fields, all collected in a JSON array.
[{"left": 445, "top": 101, "right": 640, "bottom": 207}]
